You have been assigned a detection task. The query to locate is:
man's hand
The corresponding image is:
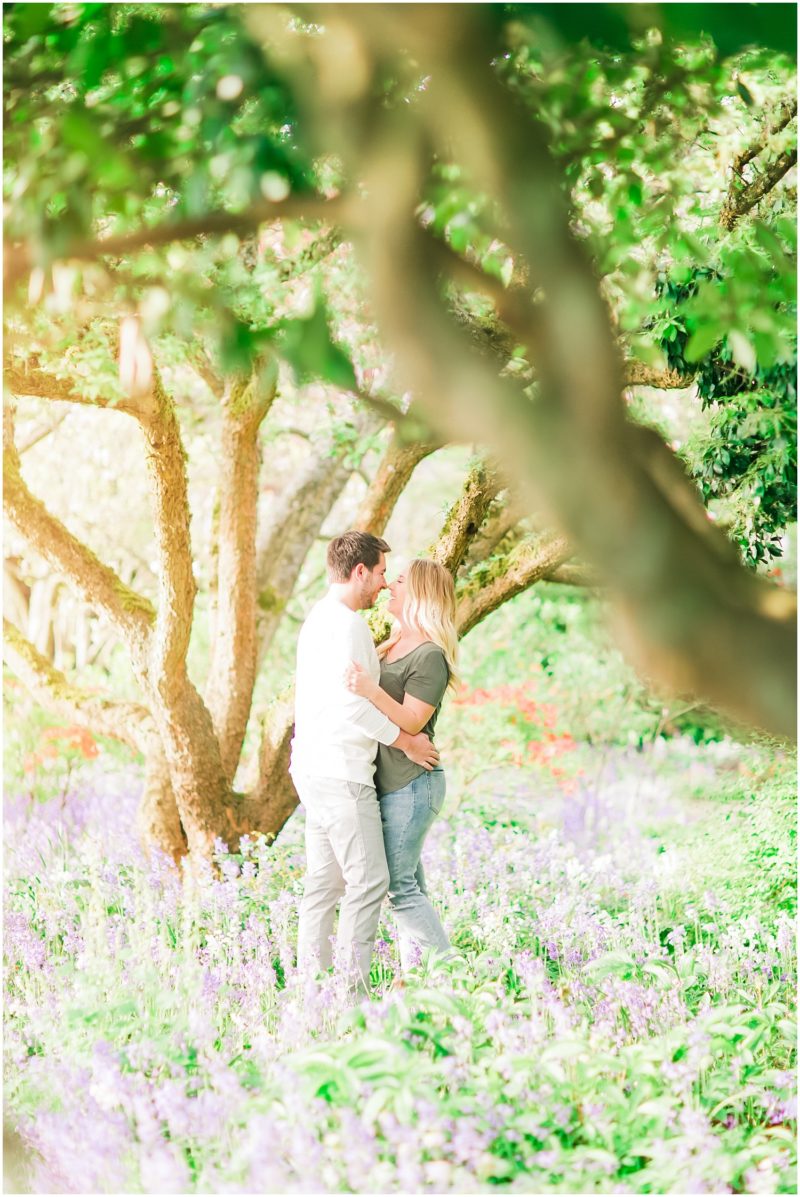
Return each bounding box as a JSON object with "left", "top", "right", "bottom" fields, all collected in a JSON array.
[
  {"left": 395, "top": 729, "right": 440, "bottom": 770},
  {"left": 344, "top": 661, "right": 378, "bottom": 700}
]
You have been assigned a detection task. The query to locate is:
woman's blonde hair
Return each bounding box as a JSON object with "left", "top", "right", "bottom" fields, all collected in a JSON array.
[{"left": 379, "top": 558, "right": 460, "bottom": 690}]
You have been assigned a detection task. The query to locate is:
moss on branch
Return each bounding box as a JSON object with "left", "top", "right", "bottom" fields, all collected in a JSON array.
[{"left": 432, "top": 461, "right": 501, "bottom": 575}]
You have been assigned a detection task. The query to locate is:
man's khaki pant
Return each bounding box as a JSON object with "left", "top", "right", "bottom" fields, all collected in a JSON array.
[{"left": 294, "top": 773, "right": 390, "bottom": 988}]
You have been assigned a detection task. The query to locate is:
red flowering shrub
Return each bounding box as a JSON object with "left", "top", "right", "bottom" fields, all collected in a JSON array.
[
  {"left": 450, "top": 680, "right": 579, "bottom": 785},
  {"left": 23, "top": 724, "right": 100, "bottom": 775}
]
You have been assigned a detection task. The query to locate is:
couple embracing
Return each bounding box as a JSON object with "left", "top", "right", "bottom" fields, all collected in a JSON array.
[{"left": 290, "top": 531, "right": 457, "bottom": 991}]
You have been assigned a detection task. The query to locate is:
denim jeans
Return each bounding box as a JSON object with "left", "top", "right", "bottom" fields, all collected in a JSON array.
[
  {"left": 293, "top": 773, "right": 389, "bottom": 988},
  {"left": 379, "top": 768, "right": 451, "bottom": 971}
]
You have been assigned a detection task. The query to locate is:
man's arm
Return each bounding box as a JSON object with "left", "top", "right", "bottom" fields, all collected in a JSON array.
[
  {"left": 345, "top": 625, "right": 439, "bottom": 765},
  {"left": 335, "top": 625, "right": 403, "bottom": 746},
  {"left": 340, "top": 682, "right": 402, "bottom": 746}
]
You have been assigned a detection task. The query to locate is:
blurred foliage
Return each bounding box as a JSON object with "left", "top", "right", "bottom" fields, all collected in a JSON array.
[
  {"left": 3, "top": 3, "right": 315, "bottom": 245},
  {"left": 513, "top": 3, "right": 797, "bottom": 59},
  {"left": 4, "top": 3, "right": 797, "bottom": 563}
]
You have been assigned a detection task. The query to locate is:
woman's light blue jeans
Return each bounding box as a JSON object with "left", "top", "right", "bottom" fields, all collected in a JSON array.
[{"left": 379, "top": 768, "right": 451, "bottom": 971}]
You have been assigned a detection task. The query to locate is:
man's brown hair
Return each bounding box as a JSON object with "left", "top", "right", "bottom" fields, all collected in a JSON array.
[{"left": 327, "top": 531, "right": 391, "bottom": 582}]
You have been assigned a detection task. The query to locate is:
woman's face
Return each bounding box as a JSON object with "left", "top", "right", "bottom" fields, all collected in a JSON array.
[{"left": 387, "top": 572, "right": 408, "bottom": 620}]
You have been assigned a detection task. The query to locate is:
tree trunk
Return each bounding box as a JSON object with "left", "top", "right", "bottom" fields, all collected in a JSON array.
[
  {"left": 137, "top": 743, "right": 187, "bottom": 864},
  {"left": 134, "top": 376, "right": 235, "bottom": 857},
  {"left": 236, "top": 691, "right": 299, "bottom": 842}
]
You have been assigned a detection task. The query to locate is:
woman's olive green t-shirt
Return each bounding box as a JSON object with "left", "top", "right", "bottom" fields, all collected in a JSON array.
[{"left": 374, "top": 642, "right": 449, "bottom": 796}]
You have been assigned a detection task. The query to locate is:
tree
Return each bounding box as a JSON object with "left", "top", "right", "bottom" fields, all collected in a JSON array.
[
  {"left": 3, "top": 4, "right": 796, "bottom": 860},
  {"left": 4, "top": 359, "right": 568, "bottom": 861}
]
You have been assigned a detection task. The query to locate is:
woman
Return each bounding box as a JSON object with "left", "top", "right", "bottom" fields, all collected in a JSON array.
[{"left": 344, "top": 558, "right": 457, "bottom": 972}]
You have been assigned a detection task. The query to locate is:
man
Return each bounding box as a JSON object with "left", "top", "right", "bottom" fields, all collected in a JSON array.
[{"left": 291, "top": 530, "right": 439, "bottom": 990}]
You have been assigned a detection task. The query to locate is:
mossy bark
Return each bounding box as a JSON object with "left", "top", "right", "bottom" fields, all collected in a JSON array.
[
  {"left": 461, "top": 493, "right": 528, "bottom": 571},
  {"left": 431, "top": 461, "right": 502, "bottom": 575},
  {"left": 456, "top": 534, "right": 570, "bottom": 637}
]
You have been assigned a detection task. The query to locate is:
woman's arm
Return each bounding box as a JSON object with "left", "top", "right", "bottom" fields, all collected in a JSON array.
[{"left": 344, "top": 663, "right": 435, "bottom": 734}]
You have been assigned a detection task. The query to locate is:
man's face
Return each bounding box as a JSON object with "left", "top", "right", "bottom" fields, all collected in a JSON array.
[{"left": 357, "top": 553, "right": 388, "bottom": 609}]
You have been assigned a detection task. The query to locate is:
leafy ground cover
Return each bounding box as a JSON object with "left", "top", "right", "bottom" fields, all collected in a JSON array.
[{"left": 4, "top": 730, "right": 796, "bottom": 1194}]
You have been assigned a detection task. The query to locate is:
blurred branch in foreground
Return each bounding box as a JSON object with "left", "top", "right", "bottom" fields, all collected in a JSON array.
[{"left": 286, "top": 3, "right": 795, "bottom": 738}]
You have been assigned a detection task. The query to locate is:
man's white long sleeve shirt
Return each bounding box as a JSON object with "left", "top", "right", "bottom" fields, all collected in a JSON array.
[{"left": 290, "top": 592, "right": 401, "bottom": 786}]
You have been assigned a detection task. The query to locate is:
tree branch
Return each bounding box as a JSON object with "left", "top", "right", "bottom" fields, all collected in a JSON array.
[
  {"left": 317, "top": 6, "right": 795, "bottom": 738},
  {"left": 17, "top": 411, "right": 69, "bottom": 453},
  {"left": 186, "top": 342, "right": 225, "bottom": 400},
  {"left": 3, "top": 618, "right": 152, "bottom": 754},
  {"left": 734, "top": 98, "right": 797, "bottom": 173},
  {"left": 275, "top": 226, "right": 343, "bottom": 281},
  {"left": 546, "top": 561, "right": 601, "bottom": 588},
  {"left": 720, "top": 146, "right": 797, "bottom": 229},
  {"left": 135, "top": 369, "right": 200, "bottom": 688},
  {"left": 456, "top": 534, "right": 570, "bottom": 637},
  {"left": 204, "top": 363, "right": 278, "bottom": 781},
  {"left": 720, "top": 98, "right": 797, "bottom": 230},
  {"left": 4, "top": 358, "right": 148, "bottom": 418},
  {"left": 4, "top": 195, "right": 348, "bottom": 294},
  {"left": 354, "top": 428, "right": 438, "bottom": 535},
  {"left": 352, "top": 387, "right": 438, "bottom": 440},
  {"left": 3, "top": 405, "right": 156, "bottom": 650},
  {"left": 461, "top": 494, "right": 528, "bottom": 571},
  {"left": 431, "top": 460, "right": 503, "bottom": 575},
  {"left": 622, "top": 360, "right": 695, "bottom": 390},
  {"left": 436, "top": 237, "right": 695, "bottom": 391}
]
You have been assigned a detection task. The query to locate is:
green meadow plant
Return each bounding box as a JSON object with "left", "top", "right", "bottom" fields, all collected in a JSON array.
[{"left": 4, "top": 734, "right": 796, "bottom": 1193}]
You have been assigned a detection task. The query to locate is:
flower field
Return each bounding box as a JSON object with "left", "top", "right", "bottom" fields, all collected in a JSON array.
[{"left": 4, "top": 729, "right": 796, "bottom": 1194}]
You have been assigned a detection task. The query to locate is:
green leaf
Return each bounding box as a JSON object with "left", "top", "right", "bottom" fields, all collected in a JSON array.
[
  {"left": 10, "top": 4, "right": 55, "bottom": 39},
  {"left": 736, "top": 81, "right": 755, "bottom": 107},
  {"left": 583, "top": 950, "right": 638, "bottom": 981},
  {"left": 728, "top": 330, "right": 757, "bottom": 373},
  {"left": 276, "top": 300, "right": 358, "bottom": 391},
  {"left": 685, "top": 323, "right": 722, "bottom": 363},
  {"left": 752, "top": 331, "right": 779, "bottom": 370}
]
